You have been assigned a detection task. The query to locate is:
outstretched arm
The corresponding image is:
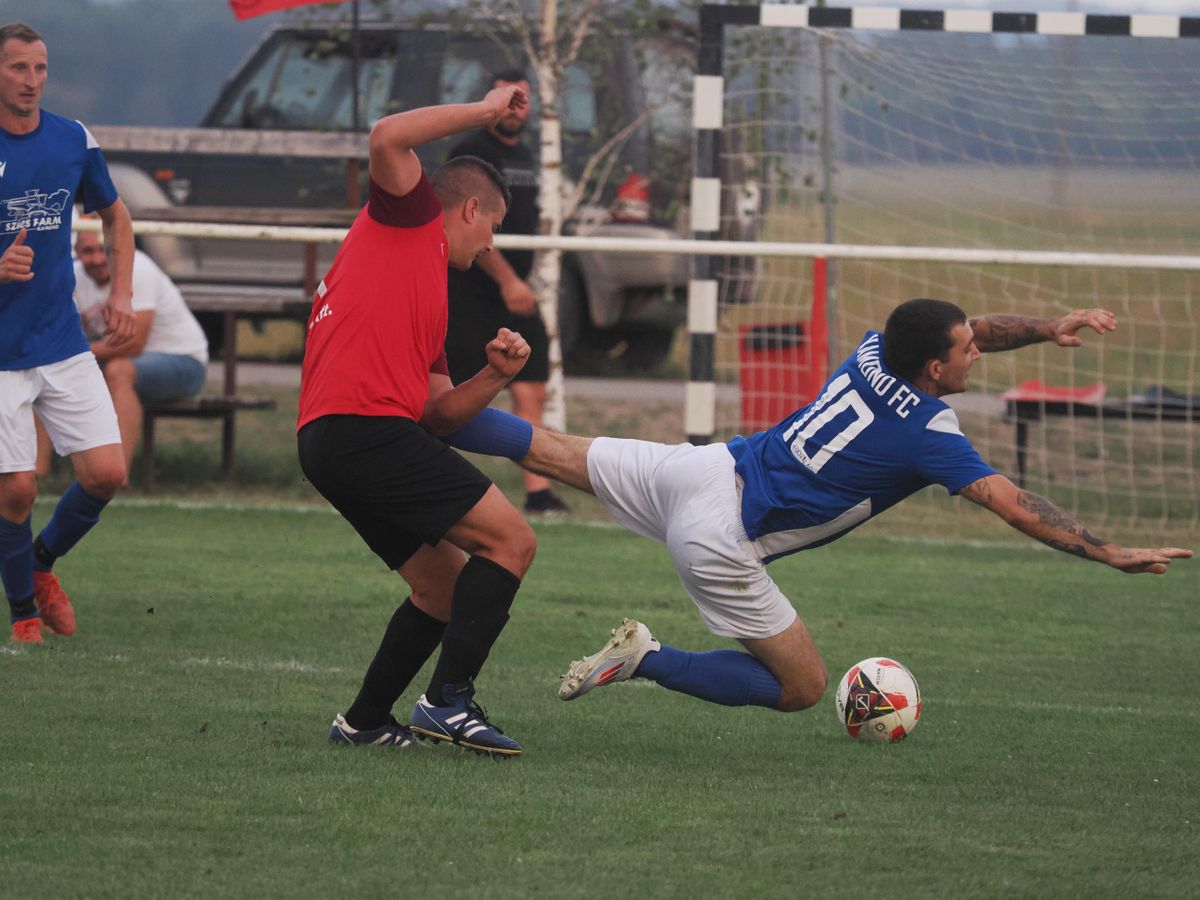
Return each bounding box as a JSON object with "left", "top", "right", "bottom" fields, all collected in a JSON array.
[
  {"left": 959, "top": 474, "right": 1192, "bottom": 574},
  {"left": 968, "top": 308, "right": 1117, "bottom": 353},
  {"left": 368, "top": 85, "right": 528, "bottom": 197}
]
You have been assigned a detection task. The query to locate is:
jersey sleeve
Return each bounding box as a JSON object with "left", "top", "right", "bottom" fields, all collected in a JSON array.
[
  {"left": 914, "top": 408, "right": 997, "bottom": 494},
  {"left": 430, "top": 350, "right": 449, "bottom": 376},
  {"left": 367, "top": 173, "right": 441, "bottom": 228},
  {"left": 75, "top": 122, "right": 119, "bottom": 214}
]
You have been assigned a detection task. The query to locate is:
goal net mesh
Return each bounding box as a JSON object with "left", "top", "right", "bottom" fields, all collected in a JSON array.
[{"left": 709, "top": 23, "right": 1199, "bottom": 541}]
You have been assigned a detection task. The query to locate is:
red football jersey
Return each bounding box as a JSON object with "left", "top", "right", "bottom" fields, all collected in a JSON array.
[{"left": 298, "top": 174, "right": 451, "bottom": 429}]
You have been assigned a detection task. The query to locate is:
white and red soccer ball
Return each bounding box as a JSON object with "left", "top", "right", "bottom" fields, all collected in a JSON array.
[{"left": 835, "top": 657, "right": 922, "bottom": 742}]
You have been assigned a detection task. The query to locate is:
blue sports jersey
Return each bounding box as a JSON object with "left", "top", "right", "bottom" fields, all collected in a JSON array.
[
  {"left": 0, "top": 110, "right": 119, "bottom": 370},
  {"left": 727, "top": 331, "right": 996, "bottom": 562}
]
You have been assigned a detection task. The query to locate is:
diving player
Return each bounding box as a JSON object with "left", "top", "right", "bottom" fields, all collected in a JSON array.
[{"left": 515, "top": 300, "right": 1192, "bottom": 714}]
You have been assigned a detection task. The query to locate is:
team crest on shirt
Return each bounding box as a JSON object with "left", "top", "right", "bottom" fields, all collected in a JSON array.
[{"left": 3, "top": 187, "right": 70, "bottom": 233}]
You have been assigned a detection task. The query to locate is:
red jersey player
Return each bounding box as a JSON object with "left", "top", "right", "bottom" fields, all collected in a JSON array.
[{"left": 299, "top": 85, "right": 537, "bottom": 757}]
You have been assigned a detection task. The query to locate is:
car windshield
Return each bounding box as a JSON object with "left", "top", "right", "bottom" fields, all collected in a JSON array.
[
  {"left": 211, "top": 31, "right": 598, "bottom": 136},
  {"left": 210, "top": 33, "right": 400, "bottom": 130}
]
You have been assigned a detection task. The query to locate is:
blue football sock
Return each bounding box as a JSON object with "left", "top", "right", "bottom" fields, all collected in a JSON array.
[
  {"left": 0, "top": 514, "right": 36, "bottom": 621},
  {"left": 635, "top": 644, "right": 782, "bottom": 709},
  {"left": 442, "top": 408, "right": 533, "bottom": 461},
  {"left": 34, "top": 482, "right": 110, "bottom": 572}
]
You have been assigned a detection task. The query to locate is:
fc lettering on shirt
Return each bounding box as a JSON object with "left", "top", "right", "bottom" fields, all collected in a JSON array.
[{"left": 854, "top": 333, "right": 920, "bottom": 417}]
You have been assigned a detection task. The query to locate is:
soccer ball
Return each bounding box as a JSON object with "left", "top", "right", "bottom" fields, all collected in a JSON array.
[{"left": 834, "top": 657, "right": 922, "bottom": 742}]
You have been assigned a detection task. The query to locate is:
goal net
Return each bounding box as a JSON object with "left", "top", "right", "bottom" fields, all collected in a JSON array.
[{"left": 701, "top": 8, "right": 1200, "bottom": 541}]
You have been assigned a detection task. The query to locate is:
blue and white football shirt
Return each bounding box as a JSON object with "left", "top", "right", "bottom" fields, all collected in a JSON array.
[
  {"left": 0, "top": 110, "right": 119, "bottom": 370},
  {"left": 727, "top": 331, "right": 997, "bottom": 562}
]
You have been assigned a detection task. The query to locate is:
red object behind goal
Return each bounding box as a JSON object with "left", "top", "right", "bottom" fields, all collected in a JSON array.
[{"left": 737, "top": 258, "right": 829, "bottom": 433}]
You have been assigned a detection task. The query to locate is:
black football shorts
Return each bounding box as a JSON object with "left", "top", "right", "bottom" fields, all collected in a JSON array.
[{"left": 297, "top": 414, "right": 492, "bottom": 569}]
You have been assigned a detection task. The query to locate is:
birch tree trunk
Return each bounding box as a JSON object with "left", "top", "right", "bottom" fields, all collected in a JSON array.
[{"left": 532, "top": 0, "right": 566, "bottom": 431}]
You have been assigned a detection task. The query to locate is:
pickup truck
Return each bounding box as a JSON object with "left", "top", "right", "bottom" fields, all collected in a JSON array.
[{"left": 100, "top": 21, "right": 697, "bottom": 369}]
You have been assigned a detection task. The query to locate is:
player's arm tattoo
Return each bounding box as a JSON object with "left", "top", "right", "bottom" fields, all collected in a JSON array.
[
  {"left": 959, "top": 477, "right": 993, "bottom": 505},
  {"left": 968, "top": 315, "right": 1050, "bottom": 352},
  {"left": 1014, "top": 489, "right": 1110, "bottom": 560},
  {"left": 961, "top": 478, "right": 1112, "bottom": 562}
]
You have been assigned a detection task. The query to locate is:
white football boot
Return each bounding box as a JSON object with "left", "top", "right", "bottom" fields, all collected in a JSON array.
[{"left": 558, "top": 618, "right": 661, "bottom": 701}]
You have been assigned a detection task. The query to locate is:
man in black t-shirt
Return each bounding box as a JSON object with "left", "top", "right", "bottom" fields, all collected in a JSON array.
[{"left": 444, "top": 69, "right": 569, "bottom": 515}]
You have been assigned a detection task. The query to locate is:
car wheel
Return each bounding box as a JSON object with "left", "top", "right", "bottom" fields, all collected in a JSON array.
[
  {"left": 619, "top": 326, "right": 676, "bottom": 372},
  {"left": 557, "top": 264, "right": 588, "bottom": 357}
]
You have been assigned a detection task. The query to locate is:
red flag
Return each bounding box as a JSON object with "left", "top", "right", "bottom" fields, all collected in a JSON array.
[{"left": 229, "top": 0, "right": 351, "bottom": 22}]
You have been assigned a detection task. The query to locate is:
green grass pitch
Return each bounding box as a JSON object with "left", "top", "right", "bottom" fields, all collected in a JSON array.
[{"left": 2, "top": 500, "right": 1196, "bottom": 899}]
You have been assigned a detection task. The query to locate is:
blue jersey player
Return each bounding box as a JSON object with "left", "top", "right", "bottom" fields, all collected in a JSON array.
[
  {"left": 0, "top": 22, "right": 137, "bottom": 643},
  {"left": 516, "top": 299, "right": 1192, "bottom": 716}
]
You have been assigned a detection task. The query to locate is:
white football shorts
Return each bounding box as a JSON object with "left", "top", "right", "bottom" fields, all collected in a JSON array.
[
  {"left": 586, "top": 437, "right": 798, "bottom": 640},
  {"left": 0, "top": 352, "right": 121, "bottom": 473}
]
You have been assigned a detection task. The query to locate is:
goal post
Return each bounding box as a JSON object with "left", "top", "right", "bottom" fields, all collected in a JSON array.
[{"left": 690, "top": 4, "right": 1200, "bottom": 539}]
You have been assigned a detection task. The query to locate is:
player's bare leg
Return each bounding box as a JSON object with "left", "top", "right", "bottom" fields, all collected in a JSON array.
[
  {"left": 443, "top": 484, "right": 536, "bottom": 576},
  {"left": 509, "top": 381, "right": 561, "bottom": 501},
  {"left": 102, "top": 358, "right": 143, "bottom": 469},
  {"left": 520, "top": 428, "right": 595, "bottom": 495},
  {"left": 69, "top": 442, "right": 127, "bottom": 500},
  {"left": 398, "top": 539, "right": 466, "bottom": 623},
  {"left": 738, "top": 617, "right": 829, "bottom": 711},
  {"left": 33, "top": 416, "right": 54, "bottom": 478}
]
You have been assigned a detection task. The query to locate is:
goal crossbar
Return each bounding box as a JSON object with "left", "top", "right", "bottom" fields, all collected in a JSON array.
[{"left": 74, "top": 218, "right": 1200, "bottom": 271}]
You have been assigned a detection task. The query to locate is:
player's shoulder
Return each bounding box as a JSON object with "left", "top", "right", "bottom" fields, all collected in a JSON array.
[
  {"left": 922, "top": 405, "right": 964, "bottom": 436},
  {"left": 38, "top": 110, "right": 101, "bottom": 150},
  {"left": 366, "top": 172, "right": 442, "bottom": 230}
]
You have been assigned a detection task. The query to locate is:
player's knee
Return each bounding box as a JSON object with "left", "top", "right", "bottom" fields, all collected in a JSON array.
[
  {"left": 502, "top": 518, "right": 537, "bottom": 577},
  {"left": 0, "top": 473, "right": 38, "bottom": 521},
  {"left": 104, "top": 357, "right": 136, "bottom": 387},
  {"left": 777, "top": 666, "right": 828, "bottom": 712},
  {"left": 80, "top": 462, "right": 128, "bottom": 497},
  {"left": 410, "top": 587, "right": 452, "bottom": 623}
]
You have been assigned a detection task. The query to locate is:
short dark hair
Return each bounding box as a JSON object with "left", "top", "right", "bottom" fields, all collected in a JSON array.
[
  {"left": 430, "top": 155, "right": 511, "bottom": 212},
  {"left": 491, "top": 68, "right": 528, "bottom": 86},
  {"left": 0, "top": 22, "right": 44, "bottom": 50},
  {"left": 883, "top": 298, "right": 968, "bottom": 381}
]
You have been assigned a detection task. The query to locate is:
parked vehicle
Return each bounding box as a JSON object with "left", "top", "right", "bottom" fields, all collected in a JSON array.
[{"left": 104, "top": 20, "right": 700, "bottom": 368}]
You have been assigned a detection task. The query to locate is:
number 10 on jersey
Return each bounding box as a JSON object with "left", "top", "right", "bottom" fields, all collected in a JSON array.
[{"left": 781, "top": 373, "right": 875, "bottom": 474}]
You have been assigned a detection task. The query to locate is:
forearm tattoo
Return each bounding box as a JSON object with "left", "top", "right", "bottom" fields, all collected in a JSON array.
[
  {"left": 960, "top": 477, "right": 992, "bottom": 504},
  {"left": 968, "top": 315, "right": 1047, "bottom": 352},
  {"left": 1015, "top": 490, "right": 1109, "bottom": 559}
]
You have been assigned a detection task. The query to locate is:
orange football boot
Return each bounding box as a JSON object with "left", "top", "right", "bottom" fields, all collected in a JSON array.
[
  {"left": 33, "top": 571, "right": 76, "bottom": 636},
  {"left": 10, "top": 616, "right": 44, "bottom": 643}
]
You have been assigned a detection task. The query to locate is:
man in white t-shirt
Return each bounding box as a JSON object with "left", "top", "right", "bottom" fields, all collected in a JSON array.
[{"left": 56, "top": 227, "right": 208, "bottom": 468}]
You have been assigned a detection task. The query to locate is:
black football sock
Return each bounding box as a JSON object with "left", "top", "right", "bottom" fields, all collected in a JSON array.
[
  {"left": 343, "top": 598, "right": 446, "bottom": 730},
  {"left": 425, "top": 555, "right": 520, "bottom": 705}
]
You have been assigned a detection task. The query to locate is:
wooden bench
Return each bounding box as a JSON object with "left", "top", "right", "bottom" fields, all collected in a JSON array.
[
  {"left": 1003, "top": 380, "right": 1200, "bottom": 486},
  {"left": 131, "top": 283, "right": 303, "bottom": 491},
  {"left": 141, "top": 395, "right": 277, "bottom": 490}
]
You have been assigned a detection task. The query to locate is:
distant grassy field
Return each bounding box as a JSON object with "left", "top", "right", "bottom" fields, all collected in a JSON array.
[{"left": 2, "top": 501, "right": 1196, "bottom": 899}]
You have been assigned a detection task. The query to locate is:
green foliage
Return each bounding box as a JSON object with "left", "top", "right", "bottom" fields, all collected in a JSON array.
[{"left": 2, "top": 503, "right": 1197, "bottom": 898}]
